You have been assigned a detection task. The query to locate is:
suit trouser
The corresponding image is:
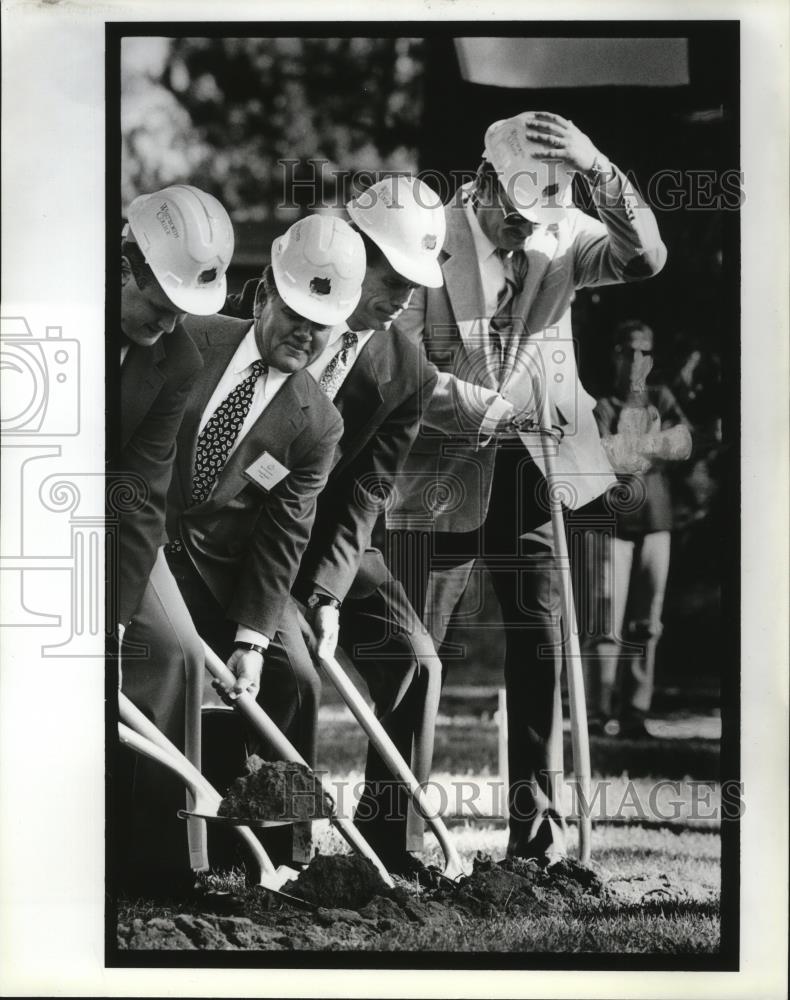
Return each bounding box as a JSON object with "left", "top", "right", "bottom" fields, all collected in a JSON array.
[
  {"left": 267, "top": 553, "right": 443, "bottom": 856},
  {"left": 163, "top": 545, "right": 321, "bottom": 867},
  {"left": 388, "top": 444, "right": 566, "bottom": 855},
  {"left": 118, "top": 547, "right": 206, "bottom": 886},
  {"left": 583, "top": 530, "right": 670, "bottom": 719}
]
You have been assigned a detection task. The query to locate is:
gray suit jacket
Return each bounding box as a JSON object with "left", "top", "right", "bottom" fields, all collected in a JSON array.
[
  {"left": 391, "top": 166, "right": 667, "bottom": 532},
  {"left": 168, "top": 314, "right": 343, "bottom": 638}
]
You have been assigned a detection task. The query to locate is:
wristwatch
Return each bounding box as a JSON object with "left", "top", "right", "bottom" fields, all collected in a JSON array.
[
  {"left": 234, "top": 641, "right": 266, "bottom": 656},
  {"left": 306, "top": 593, "right": 341, "bottom": 611}
]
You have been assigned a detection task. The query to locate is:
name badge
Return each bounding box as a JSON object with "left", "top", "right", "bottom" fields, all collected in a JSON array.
[{"left": 243, "top": 452, "right": 290, "bottom": 491}]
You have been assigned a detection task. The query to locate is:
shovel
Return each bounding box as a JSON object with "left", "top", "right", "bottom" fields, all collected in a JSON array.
[
  {"left": 117, "top": 690, "right": 311, "bottom": 906},
  {"left": 296, "top": 612, "right": 467, "bottom": 883},
  {"left": 200, "top": 641, "right": 396, "bottom": 889}
]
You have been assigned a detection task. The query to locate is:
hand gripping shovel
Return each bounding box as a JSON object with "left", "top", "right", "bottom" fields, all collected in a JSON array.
[
  {"left": 200, "top": 641, "right": 396, "bottom": 889},
  {"left": 117, "top": 690, "right": 312, "bottom": 906},
  {"left": 296, "top": 612, "right": 467, "bottom": 883}
]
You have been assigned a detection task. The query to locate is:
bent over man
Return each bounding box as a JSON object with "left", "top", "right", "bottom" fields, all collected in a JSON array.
[{"left": 224, "top": 177, "right": 445, "bottom": 880}]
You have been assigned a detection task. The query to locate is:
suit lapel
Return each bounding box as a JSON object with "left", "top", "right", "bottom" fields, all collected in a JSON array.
[
  {"left": 331, "top": 333, "right": 390, "bottom": 469},
  {"left": 205, "top": 374, "right": 308, "bottom": 508},
  {"left": 176, "top": 322, "right": 248, "bottom": 506},
  {"left": 120, "top": 340, "right": 166, "bottom": 448},
  {"left": 441, "top": 205, "right": 490, "bottom": 367}
]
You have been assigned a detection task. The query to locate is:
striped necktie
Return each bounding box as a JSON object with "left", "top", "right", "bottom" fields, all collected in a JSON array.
[
  {"left": 191, "top": 359, "right": 268, "bottom": 505},
  {"left": 489, "top": 249, "right": 528, "bottom": 365},
  {"left": 318, "top": 330, "right": 359, "bottom": 400}
]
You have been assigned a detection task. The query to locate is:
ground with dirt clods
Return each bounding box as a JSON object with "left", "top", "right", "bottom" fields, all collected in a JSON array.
[{"left": 117, "top": 851, "right": 612, "bottom": 951}]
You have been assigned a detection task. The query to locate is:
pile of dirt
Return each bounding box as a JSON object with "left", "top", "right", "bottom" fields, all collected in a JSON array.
[
  {"left": 218, "top": 756, "right": 334, "bottom": 822},
  {"left": 443, "top": 854, "right": 605, "bottom": 918},
  {"left": 284, "top": 853, "right": 393, "bottom": 909}
]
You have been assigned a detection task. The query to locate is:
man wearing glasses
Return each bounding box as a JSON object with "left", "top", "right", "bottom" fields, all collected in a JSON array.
[{"left": 391, "top": 112, "right": 667, "bottom": 864}]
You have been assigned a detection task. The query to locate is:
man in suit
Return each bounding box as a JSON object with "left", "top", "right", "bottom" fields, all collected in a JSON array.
[
  {"left": 223, "top": 177, "right": 445, "bottom": 880},
  {"left": 114, "top": 185, "right": 235, "bottom": 896},
  {"left": 390, "top": 112, "right": 667, "bottom": 863},
  {"left": 158, "top": 216, "right": 363, "bottom": 886}
]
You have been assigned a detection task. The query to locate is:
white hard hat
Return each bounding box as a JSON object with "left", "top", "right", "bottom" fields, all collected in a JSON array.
[
  {"left": 271, "top": 214, "right": 366, "bottom": 326},
  {"left": 346, "top": 175, "right": 445, "bottom": 288},
  {"left": 126, "top": 185, "right": 234, "bottom": 315},
  {"left": 483, "top": 113, "right": 574, "bottom": 225}
]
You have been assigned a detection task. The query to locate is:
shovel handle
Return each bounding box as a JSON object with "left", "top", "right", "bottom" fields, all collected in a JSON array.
[
  {"left": 200, "top": 640, "right": 395, "bottom": 889},
  {"left": 297, "top": 612, "right": 465, "bottom": 880},
  {"left": 118, "top": 692, "right": 278, "bottom": 879}
]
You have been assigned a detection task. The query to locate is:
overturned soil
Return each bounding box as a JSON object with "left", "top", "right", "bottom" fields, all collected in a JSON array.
[
  {"left": 217, "top": 756, "right": 334, "bottom": 823},
  {"left": 117, "top": 851, "right": 609, "bottom": 951}
]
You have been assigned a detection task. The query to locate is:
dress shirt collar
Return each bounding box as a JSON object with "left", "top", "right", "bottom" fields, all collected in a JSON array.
[{"left": 231, "top": 323, "right": 265, "bottom": 375}]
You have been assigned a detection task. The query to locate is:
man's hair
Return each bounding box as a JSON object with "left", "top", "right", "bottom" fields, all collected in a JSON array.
[
  {"left": 253, "top": 264, "right": 280, "bottom": 314},
  {"left": 470, "top": 159, "right": 501, "bottom": 209},
  {"left": 121, "top": 236, "right": 155, "bottom": 291},
  {"left": 613, "top": 319, "right": 654, "bottom": 346},
  {"left": 349, "top": 224, "right": 388, "bottom": 271}
]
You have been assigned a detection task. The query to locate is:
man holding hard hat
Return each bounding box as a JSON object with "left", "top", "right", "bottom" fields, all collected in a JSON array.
[{"left": 391, "top": 112, "right": 667, "bottom": 863}]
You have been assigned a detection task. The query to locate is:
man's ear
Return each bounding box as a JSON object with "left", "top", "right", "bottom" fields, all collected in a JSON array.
[
  {"left": 252, "top": 278, "right": 266, "bottom": 318},
  {"left": 121, "top": 256, "right": 132, "bottom": 287}
]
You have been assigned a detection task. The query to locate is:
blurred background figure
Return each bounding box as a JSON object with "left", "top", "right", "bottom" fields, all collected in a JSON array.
[{"left": 584, "top": 320, "right": 692, "bottom": 738}]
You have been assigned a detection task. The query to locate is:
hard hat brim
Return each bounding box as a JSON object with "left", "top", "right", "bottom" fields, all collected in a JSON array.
[
  {"left": 276, "top": 280, "right": 363, "bottom": 326},
  {"left": 158, "top": 274, "right": 228, "bottom": 316},
  {"left": 378, "top": 243, "right": 444, "bottom": 289}
]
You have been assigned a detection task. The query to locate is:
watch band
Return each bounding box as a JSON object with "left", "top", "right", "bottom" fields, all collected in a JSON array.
[{"left": 234, "top": 641, "right": 266, "bottom": 656}]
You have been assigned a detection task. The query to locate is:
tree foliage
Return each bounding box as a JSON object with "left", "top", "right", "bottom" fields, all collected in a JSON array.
[{"left": 122, "top": 36, "right": 424, "bottom": 218}]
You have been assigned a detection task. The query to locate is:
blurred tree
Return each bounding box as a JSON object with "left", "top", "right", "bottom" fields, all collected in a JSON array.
[{"left": 122, "top": 36, "right": 424, "bottom": 219}]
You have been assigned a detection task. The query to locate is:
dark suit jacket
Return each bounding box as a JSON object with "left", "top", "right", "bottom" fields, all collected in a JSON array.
[
  {"left": 169, "top": 314, "right": 344, "bottom": 638},
  {"left": 223, "top": 284, "right": 439, "bottom": 604},
  {"left": 116, "top": 327, "right": 202, "bottom": 625},
  {"left": 295, "top": 329, "right": 438, "bottom": 603}
]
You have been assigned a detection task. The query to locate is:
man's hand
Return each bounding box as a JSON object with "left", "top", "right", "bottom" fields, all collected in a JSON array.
[
  {"left": 224, "top": 647, "right": 263, "bottom": 700},
  {"left": 309, "top": 603, "right": 340, "bottom": 660},
  {"left": 523, "top": 111, "right": 602, "bottom": 174}
]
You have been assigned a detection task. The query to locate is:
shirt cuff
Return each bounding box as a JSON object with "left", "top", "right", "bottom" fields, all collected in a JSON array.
[
  {"left": 480, "top": 394, "right": 515, "bottom": 437},
  {"left": 234, "top": 626, "right": 270, "bottom": 649}
]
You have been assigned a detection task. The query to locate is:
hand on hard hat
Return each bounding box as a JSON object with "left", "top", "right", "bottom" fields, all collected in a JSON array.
[
  {"left": 522, "top": 112, "right": 604, "bottom": 175},
  {"left": 271, "top": 214, "right": 367, "bottom": 326},
  {"left": 346, "top": 175, "right": 445, "bottom": 288},
  {"left": 484, "top": 112, "right": 586, "bottom": 224},
  {"left": 126, "top": 185, "right": 235, "bottom": 315}
]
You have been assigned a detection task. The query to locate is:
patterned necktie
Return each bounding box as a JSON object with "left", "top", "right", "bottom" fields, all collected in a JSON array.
[
  {"left": 318, "top": 330, "right": 359, "bottom": 400},
  {"left": 191, "top": 358, "right": 268, "bottom": 505},
  {"left": 489, "top": 249, "right": 528, "bottom": 365}
]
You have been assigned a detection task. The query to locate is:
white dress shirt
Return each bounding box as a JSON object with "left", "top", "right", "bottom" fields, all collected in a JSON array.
[
  {"left": 307, "top": 324, "right": 376, "bottom": 389},
  {"left": 198, "top": 323, "right": 290, "bottom": 649}
]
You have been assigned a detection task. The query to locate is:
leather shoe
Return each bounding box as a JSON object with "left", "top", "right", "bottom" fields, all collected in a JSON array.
[{"left": 377, "top": 849, "right": 444, "bottom": 889}]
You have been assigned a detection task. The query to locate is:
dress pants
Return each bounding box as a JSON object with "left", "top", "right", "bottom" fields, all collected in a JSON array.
[
  {"left": 267, "top": 551, "right": 443, "bottom": 857},
  {"left": 117, "top": 547, "right": 206, "bottom": 890},
  {"left": 389, "top": 442, "right": 566, "bottom": 856},
  {"left": 164, "top": 545, "right": 321, "bottom": 868}
]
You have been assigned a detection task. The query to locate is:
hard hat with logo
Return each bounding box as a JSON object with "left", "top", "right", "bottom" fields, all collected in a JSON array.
[
  {"left": 125, "top": 185, "right": 235, "bottom": 315},
  {"left": 346, "top": 175, "right": 445, "bottom": 288},
  {"left": 483, "top": 113, "right": 574, "bottom": 225},
  {"left": 271, "top": 214, "right": 366, "bottom": 326}
]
